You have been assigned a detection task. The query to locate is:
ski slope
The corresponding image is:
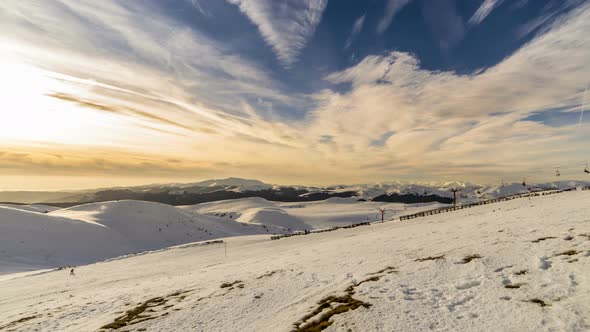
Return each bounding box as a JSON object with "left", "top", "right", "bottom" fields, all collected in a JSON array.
[{"left": 1, "top": 191, "right": 589, "bottom": 331}]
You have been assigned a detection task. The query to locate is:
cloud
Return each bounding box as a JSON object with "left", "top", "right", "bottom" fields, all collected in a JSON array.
[
  {"left": 1, "top": 0, "right": 590, "bottom": 187},
  {"left": 0, "top": 0, "right": 295, "bottom": 115},
  {"left": 227, "top": 0, "right": 328, "bottom": 66},
  {"left": 377, "top": 0, "right": 412, "bottom": 34},
  {"left": 345, "top": 13, "right": 366, "bottom": 49},
  {"left": 517, "top": 0, "right": 585, "bottom": 38},
  {"left": 469, "top": 0, "right": 503, "bottom": 26},
  {"left": 313, "top": 2, "right": 590, "bottom": 183},
  {"left": 188, "top": 0, "right": 212, "bottom": 17}
]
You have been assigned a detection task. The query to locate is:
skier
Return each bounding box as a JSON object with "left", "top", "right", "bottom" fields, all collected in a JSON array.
[{"left": 70, "top": 268, "right": 75, "bottom": 276}]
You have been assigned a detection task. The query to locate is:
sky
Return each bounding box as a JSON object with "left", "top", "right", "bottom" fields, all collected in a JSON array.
[{"left": 1, "top": 0, "right": 589, "bottom": 190}]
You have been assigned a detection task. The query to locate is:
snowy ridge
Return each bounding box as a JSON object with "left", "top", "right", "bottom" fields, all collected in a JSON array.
[
  {"left": 0, "top": 200, "right": 292, "bottom": 274},
  {"left": 0, "top": 204, "right": 59, "bottom": 214},
  {"left": 186, "top": 197, "right": 447, "bottom": 230}
]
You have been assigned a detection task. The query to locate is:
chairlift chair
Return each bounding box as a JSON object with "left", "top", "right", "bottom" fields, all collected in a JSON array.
[
  {"left": 555, "top": 167, "right": 560, "bottom": 177},
  {"left": 585, "top": 163, "right": 590, "bottom": 174}
]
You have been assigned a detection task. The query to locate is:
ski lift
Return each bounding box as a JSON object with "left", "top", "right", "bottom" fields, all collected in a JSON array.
[
  {"left": 585, "top": 163, "right": 590, "bottom": 174},
  {"left": 555, "top": 167, "right": 560, "bottom": 177}
]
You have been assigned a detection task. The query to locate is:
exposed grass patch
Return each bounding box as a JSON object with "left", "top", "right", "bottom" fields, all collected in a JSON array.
[
  {"left": 220, "top": 280, "right": 243, "bottom": 288},
  {"left": 292, "top": 266, "right": 396, "bottom": 331},
  {"left": 556, "top": 250, "right": 580, "bottom": 257},
  {"left": 293, "top": 294, "right": 372, "bottom": 332},
  {"left": 0, "top": 314, "right": 40, "bottom": 330},
  {"left": 505, "top": 283, "right": 524, "bottom": 289},
  {"left": 367, "top": 266, "right": 398, "bottom": 275},
  {"left": 101, "top": 297, "right": 166, "bottom": 330},
  {"left": 168, "top": 289, "right": 191, "bottom": 297},
  {"left": 100, "top": 289, "right": 193, "bottom": 330},
  {"left": 256, "top": 270, "right": 281, "bottom": 279},
  {"left": 531, "top": 236, "right": 557, "bottom": 243},
  {"left": 415, "top": 255, "right": 445, "bottom": 262},
  {"left": 526, "top": 299, "right": 550, "bottom": 307},
  {"left": 457, "top": 254, "right": 482, "bottom": 264}
]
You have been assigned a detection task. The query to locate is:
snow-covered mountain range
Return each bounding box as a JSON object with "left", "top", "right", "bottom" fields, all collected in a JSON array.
[{"left": 1, "top": 178, "right": 588, "bottom": 205}]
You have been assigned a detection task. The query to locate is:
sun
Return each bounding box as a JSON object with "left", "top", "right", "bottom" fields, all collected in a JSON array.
[{"left": 0, "top": 54, "right": 126, "bottom": 146}]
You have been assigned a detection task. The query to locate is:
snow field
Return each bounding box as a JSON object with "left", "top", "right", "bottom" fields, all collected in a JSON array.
[{"left": 0, "top": 191, "right": 588, "bottom": 331}]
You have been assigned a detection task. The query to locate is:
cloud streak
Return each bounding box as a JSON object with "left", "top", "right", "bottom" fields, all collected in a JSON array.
[
  {"left": 227, "top": 0, "right": 328, "bottom": 66},
  {"left": 0, "top": 0, "right": 589, "bottom": 188},
  {"left": 377, "top": 0, "right": 411, "bottom": 34},
  {"left": 345, "top": 13, "right": 366, "bottom": 49},
  {"left": 469, "top": 0, "right": 503, "bottom": 26}
]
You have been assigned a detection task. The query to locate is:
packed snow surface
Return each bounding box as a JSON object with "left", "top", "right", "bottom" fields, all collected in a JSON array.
[{"left": 1, "top": 191, "right": 589, "bottom": 331}]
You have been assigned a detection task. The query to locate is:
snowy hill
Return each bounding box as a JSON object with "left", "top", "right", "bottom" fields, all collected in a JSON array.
[
  {"left": 185, "top": 197, "right": 446, "bottom": 229},
  {"left": 1, "top": 190, "right": 588, "bottom": 331},
  {"left": 0, "top": 203, "right": 60, "bottom": 213},
  {"left": 0, "top": 198, "right": 447, "bottom": 274},
  {"left": 184, "top": 197, "right": 311, "bottom": 231},
  {"left": 0, "top": 206, "right": 133, "bottom": 274},
  {"left": 0, "top": 200, "right": 291, "bottom": 274}
]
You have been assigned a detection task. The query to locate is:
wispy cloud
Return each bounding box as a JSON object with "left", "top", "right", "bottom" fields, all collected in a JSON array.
[
  {"left": 345, "top": 13, "right": 366, "bottom": 49},
  {"left": 0, "top": 0, "right": 589, "bottom": 187},
  {"left": 227, "top": 0, "right": 328, "bottom": 67},
  {"left": 377, "top": 0, "right": 412, "bottom": 34},
  {"left": 469, "top": 0, "right": 503, "bottom": 26},
  {"left": 188, "top": 0, "right": 212, "bottom": 17},
  {"left": 317, "top": 3, "right": 590, "bottom": 182}
]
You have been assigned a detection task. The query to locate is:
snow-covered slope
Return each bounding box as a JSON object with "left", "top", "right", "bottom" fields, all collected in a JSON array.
[
  {"left": 188, "top": 197, "right": 447, "bottom": 229},
  {"left": 0, "top": 206, "right": 133, "bottom": 274},
  {"left": 236, "top": 207, "right": 311, "bottom": 231},
  {"left": 1, "top": 190, "right": 588, "bottom": 331},
  {"left": 185, "top": 198, "right": 311, "bottom": 231},
  {"left": 49, "top": 200, "right": 262, "bottom": 250},
  {"left": 186, "top": 197, "right": 279, "bottom": 217},
  {"left": 0, "top": 200, "right": 289, "bottom": 273},
  {"left": 0, "top": 203, "right": 60, "bottom": 213}
]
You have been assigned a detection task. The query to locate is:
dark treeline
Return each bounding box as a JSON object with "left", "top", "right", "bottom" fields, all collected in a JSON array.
[
  {"left": 372, "top": 193, "right": 453, "bottom": 204},
  {"left": 42, "top": 187, "right": 453, "bottom": 207}
]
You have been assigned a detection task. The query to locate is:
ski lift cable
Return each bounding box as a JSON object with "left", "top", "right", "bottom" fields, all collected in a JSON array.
[
  {"left": 501, "top": 158, "right": 589, "bottom": 184},
  {"left": 501, "top": 83, "right": 589, "bottom": 184}
]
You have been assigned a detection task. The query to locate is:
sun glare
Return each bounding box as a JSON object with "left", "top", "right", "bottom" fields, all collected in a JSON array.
[{"left": 0, "top": 55, "right": 126, "bottom": 145}]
